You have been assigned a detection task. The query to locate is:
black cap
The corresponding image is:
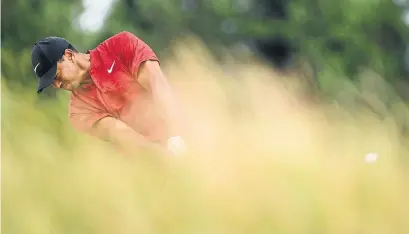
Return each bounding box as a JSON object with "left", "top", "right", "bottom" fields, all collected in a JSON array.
[{"left": 31, "top": 36, "right": 71, "bottom": 93}]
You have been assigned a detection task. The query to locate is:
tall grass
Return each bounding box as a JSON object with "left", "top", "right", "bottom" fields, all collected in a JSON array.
[{"left": 3, "top": 39, "right": 409, "bottom": 234}]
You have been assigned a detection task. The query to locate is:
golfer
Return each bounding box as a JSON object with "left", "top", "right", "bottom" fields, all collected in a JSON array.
[{"left": 31, "top": 31, "right": 186, "bottom": 156}]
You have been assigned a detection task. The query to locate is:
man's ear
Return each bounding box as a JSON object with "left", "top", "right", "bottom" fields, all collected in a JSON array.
[{"left": 63, "top": 49, "right": 75, "bottom": 62}]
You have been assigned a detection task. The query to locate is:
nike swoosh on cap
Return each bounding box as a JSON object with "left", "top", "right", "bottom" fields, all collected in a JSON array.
[{"left": 34, "top": 63, "right": 40, "bottom": 73}]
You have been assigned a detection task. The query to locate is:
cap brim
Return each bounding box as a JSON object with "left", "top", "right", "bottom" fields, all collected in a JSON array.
[{"left": 37, "top": 65, "right": 57, "bottom": 94}]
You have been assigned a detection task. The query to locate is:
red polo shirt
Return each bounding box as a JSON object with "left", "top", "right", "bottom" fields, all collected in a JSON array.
[{"left": 69, "top": 31, "right": 168, "bottom": 144}]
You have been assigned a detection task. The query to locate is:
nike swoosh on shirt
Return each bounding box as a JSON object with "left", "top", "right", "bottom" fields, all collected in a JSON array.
[{"left": 108, "top": 61, "right": 115, "bottom": 73}]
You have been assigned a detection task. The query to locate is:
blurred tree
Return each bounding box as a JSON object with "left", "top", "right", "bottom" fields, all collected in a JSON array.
[
  {"left": 100, "top": 0, "right": 409, "bottom": 89},
  {"left": 1, "top": 0, "right": 86, "bottom": 96},
  {"left": 286, "top": 0, "right": 409, "bottom": 83}
]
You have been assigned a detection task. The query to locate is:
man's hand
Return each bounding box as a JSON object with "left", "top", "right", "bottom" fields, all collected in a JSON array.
[{"left": 167, "top": 136, "right": 187, "bottom": 156}]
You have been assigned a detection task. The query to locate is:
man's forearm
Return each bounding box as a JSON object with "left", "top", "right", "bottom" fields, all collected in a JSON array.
[{"left": 95, "top": 117, "right": 166, "bottom": 155}]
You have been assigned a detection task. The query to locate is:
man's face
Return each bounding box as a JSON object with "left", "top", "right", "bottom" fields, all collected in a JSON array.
[{"left": 53, "top": 50, "right": 83, "bottom": 91}]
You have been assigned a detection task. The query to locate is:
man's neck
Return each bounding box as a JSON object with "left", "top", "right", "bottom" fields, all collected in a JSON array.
[{"left": 77, "top": 53, "right": 93, "bottom": 85}]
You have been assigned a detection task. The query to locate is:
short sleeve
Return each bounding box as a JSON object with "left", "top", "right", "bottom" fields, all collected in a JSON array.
[
  {"left": 115, "top": 31, "right": 160, "bottom": 76},
  {"left": 69, "top": 92, "right": 111, "bottom": 136}
]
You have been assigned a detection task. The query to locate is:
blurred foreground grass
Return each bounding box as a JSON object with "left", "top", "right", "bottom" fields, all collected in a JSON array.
[{"left": 2, "top": 38, "right": 409, "bottom": 234}]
